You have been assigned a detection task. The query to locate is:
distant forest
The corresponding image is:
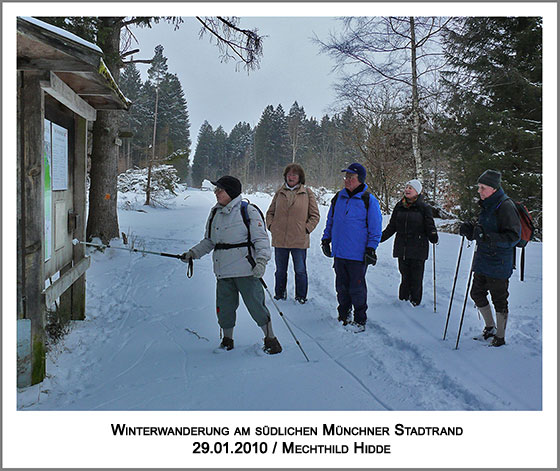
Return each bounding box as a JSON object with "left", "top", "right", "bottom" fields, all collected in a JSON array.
[{"left": 117, "top": 17, "right": 541, "bottom": 226}]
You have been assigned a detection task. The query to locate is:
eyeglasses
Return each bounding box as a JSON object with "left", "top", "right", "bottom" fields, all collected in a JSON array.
[
  {"left": 286, "top": 173, "right": 299, "bottom": 178},
  {"left": 343, "top": 174, "right": 357, "bottom": 180},
  {"left": 214, "top": 187, "right": 225, "bottom": 194}
]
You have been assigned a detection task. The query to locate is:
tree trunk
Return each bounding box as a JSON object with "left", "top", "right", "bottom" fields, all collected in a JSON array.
[
  {"left": 410, "top": 17, "right": 424, "bottom": 184},
  {"left": 145, "top": 86, "right": 159, "bottom": 206},
  {"left": 86, "top": 111, "right": 120, "bottom": 243},
  {"left": 85, "top": 18, "right": 123, "bottom": 244}
]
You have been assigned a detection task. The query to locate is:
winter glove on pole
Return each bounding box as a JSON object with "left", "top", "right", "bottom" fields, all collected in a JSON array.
[
  {"left": 429, "top": 230, "right": 439, "bottom": 244},
  {"left": 180, "top": 250, "right": 194, "bottom": 263},
  {"left": 364, "top": 247, "right": 377, "bottom": 266},
  {"left": 321, "top": 239, "right": 332, "bottom": 257},
  {"left": 459, "top": 222, "right": 475, "bottom": 240},
  {"left": 252, "top": 258, "right": 267, "bottom": 278},
  {"left": 180, "top": 250, "right": 194, "bottom": 278},
  {"left": 473, "top": 224, "right": 489, "bottom": 243}
]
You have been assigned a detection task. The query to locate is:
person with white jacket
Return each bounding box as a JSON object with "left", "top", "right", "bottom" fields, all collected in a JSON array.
[{"left": 182, "top": 176, "right": 282, "bottom": 354}]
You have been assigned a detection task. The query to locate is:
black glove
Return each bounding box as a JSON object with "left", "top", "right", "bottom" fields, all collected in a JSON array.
[
  {"left": 429, "top": 231, "right": 439, "bottom": 244},
  {"left": 473, "top": 224, "right": 489, "bottom": 242},
  {"left": 459, "top": 222, "right": 474, "bottom": 240},
  {"left": 364, "top": 247, "right": 377, "bottom": 266},
  {"left": 321, "top": 239, "right": 332, "bottom": 257}
]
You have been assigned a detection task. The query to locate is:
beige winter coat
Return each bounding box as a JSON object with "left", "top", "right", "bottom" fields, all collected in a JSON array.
[{"left": 265, "top": 184, "right": 320, "bottom": 249}]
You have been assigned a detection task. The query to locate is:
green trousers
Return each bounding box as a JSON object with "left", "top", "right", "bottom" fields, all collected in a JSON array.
[{"left": 216, "top": 276, "right": 271, "bottom": 329}]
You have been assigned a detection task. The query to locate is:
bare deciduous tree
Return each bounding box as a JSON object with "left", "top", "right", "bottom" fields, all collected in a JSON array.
[{"left": 317, "top": 16, "right": 451, "bottom": 187}]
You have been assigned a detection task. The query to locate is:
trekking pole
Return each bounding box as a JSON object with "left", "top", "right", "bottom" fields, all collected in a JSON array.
[
  {"left": 72, "top": 238, "right": 193, "bottom": 277},
  {"left": 259, "top": 278, "right": 310, "bottom": 362},
  {"left": 454, "top": 245, "right": 477, "bottom": 350},
  {"left": 73, "top": 238, "right": 184, "bottom": 259},
  {"left": 443, "top": 236, "right": 465, "bottom": 340},
  {"left": 432, "top": 243, "right": 437, "bottom": 313}
]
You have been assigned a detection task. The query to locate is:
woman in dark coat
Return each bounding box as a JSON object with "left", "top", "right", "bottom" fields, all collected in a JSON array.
[{"left": 380, "top": 179, "right": 438, "bottom": 306}]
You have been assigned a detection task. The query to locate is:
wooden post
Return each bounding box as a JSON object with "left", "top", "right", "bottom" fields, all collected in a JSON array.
[
  {"left": 21, "top": 70, "right": 49, "bottom": 385},
  {"left": 72, "top": 115, "right": 88, "bottom": 320}
]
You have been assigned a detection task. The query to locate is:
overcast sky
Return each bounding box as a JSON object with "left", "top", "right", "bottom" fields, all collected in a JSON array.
[{"left": 131, "top": 17, "right": 342, "bottom": 150}]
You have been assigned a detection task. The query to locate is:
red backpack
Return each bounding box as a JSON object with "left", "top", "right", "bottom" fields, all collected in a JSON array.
[
  {"left": 511, "top": 201, "right": 535, "bottom": 248},
  {"left": 503, "top": 199, "right": 535, "bottom": 281}
]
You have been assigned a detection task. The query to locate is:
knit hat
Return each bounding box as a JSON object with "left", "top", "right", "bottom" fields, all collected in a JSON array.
[
  {"left": 211, "top": 175, "right": 242, "bottom": 200},
  {"left": 477, "top": 169, "right": 502, "bottom": 189},
  {"left": 406, "top": 179, "right": 422, "bottom": 195},
  {"left": 341, "top": 162, "right": 366, "bottom": 183}
]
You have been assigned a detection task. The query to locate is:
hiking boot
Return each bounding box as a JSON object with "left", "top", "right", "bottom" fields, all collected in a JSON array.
[
  {"left": 338, "top": 307, "right": 352, "bottom": 325},
  {"left": 345, "top": 321, "right": 366, "bottom": 333},
  {"left": 482, "top": 326, "right": 497, "bottom": 340},
  {"left": 263, "top": 336, "right": 282, "bottom": 354},
  {"left": 295, "top": 296, "right": 307, "bottom": 304},
  {"left": 489, "top": 336, "right": 505, "bottom": 347},
  {"left": 274, "top": 291, "right": 287, "bottom": 301},
  {"left": 218, "top": 337, "right": 234, "bottom": 351}
]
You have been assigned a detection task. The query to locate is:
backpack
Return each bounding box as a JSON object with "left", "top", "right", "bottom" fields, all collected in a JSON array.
[
  {"left": 207, "top": 199, "right": 266, "bottom": 268},
  {"left": 496, "top": 197, "right": 535, "bottom": 281},
  {"left": 511, "top": 201, "right": 535, "bottom": 248},
  {"left": 330, "top": 190, "right": 371, "bottom": 227}
]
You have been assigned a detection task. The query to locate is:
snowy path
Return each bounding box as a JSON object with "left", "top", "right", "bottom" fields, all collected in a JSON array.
[{"left": 18, "top": 189, "right": 542, "bottom": 411}]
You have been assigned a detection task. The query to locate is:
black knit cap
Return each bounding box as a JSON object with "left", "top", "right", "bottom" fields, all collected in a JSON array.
[
  {"left": 477, "top": 169, "right": 502, "bottom": 189},
  {"left": 211, "top": 175, "right": 242, "bottom": 200}
]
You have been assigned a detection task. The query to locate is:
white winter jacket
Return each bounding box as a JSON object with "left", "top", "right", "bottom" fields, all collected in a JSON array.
[{"left": 189, "top": 195, "right": 271, "bottom": 279}]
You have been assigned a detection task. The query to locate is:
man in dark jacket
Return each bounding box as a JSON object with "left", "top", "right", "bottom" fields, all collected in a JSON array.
[
  {"left": 321, "top": 163, "right": 382, "bottom": 332},
  {"left": 460, "top": 170, "right": 521, "bottom": 347},
  {"left": 380, "top": 179, "right": 438, "bottom": 306}
]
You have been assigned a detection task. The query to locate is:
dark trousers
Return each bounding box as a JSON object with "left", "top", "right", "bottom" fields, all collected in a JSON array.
[
  {"left": 470, "top": 272, "right": 510, "bottom": 313},
  {"left": 334, "top": 258, "right": 368, "bottom": 325},
  {"left": 397, "top": 257, "right": 425, "bottom": 305},
  {"left": 274, "top": 248, "right": 308, "bottom": 299}
]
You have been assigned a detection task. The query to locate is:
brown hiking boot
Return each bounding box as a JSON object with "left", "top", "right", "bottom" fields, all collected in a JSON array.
[
  {"left": 263, "top": 336, "right": 282, "bottom": 354},
  {"left": 219, "top": 337, "right": 234, "bottom": 351},
  {"left": 489, "top": 336, "right": 505, "bottom": 347}
]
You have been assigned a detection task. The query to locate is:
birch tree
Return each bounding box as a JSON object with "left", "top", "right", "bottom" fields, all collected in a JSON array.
[{"left": 317, "top": 16, "right": 451, "bottom": 186}]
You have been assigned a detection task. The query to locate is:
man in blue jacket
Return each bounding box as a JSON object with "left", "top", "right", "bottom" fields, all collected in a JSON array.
[
  {"left": 460, "top": 170, "right": 521, "bottom": 347},
  {"left": 321, "top": 163, "right": 382, "bottom": 332}
]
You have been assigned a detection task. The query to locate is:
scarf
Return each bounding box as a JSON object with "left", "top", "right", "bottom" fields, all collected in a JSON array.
[{"left": 401, "top": 195, "right": 418, "bottom": 208}]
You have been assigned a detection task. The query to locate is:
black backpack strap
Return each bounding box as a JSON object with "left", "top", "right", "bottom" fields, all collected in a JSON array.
[
  {"left": 362, "top": 192, "right": 370, "bottom": 230},
  {"left": 330, "top": 191, "right": 340, "bottom": 218},
  {"left": 240, "top": 201, "right": 257, "bottom": 268},
  {"left": 206, "top": 207, "right": 219, "bottom": 239}
]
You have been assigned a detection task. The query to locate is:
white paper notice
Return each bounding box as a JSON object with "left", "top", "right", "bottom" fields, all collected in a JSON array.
[{"left": 51, "top": 122, "right": 68, "bottom": 190}]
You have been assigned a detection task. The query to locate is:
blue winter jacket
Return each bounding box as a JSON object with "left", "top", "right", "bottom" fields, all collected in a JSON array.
[
  {"left": 473, "top": 188, "right": 521, "bottom": 279},
  {"left": 322, "top": 185, "right": 382, "bottom": 262}
]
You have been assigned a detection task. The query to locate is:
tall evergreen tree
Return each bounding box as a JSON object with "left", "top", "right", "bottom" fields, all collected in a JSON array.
[
  {"left": 287, "top": 101, "right": 307, "bottom": 163},
  {"left": 272, "top": 104, "right": 291, "bottom": 173},
  {"left": 39, "top": 16, "right": 263, "bottom": 241},
  {"left": 191, "top": 121, "right": 215, "bottom": 186},
  {"left": 227, "top": 122, "right": 254, "bottom": 184},
  {"left": 254, "top": 105, "right": 276, "bottom": 180},
  {"left": 441, "top": 17, "right": 542, "bottom": 225},
  {"left": 212, "top": 126, "right": 229, "bottom": 176}
]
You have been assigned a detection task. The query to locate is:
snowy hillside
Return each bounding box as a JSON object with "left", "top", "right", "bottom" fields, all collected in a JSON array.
[{"left": 13, "top": 186, "right": 555, "bottom": 468}]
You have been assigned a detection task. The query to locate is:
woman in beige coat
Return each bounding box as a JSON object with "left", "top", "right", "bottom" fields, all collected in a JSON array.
[{"left": 265, "top": 164, "right": 320, "bottom": 303}]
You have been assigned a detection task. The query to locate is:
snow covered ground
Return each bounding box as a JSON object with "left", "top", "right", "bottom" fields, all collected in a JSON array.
[
  {"left": 18, "top": 187, "right": 544, "bottom": 411},
  {"left": 11, "top": 186, "right": 556, "bottom": 468}
]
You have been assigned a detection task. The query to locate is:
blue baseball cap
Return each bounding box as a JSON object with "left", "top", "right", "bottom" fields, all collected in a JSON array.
[{"left": 341, "top": 162, "right": 366, "bottom": 183}]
